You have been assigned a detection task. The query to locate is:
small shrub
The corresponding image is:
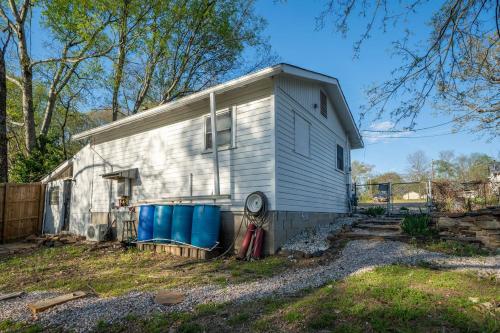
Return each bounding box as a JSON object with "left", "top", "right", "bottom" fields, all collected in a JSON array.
[
  {"left": 364, "top": 206, "right": 386, "bottom": 217},
  {"left": 401, "top": 214, "right": 433, "bottom": 237}
]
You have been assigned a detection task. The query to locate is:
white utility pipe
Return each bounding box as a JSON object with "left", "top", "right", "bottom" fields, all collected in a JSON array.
[{"left": 210, "top": 92, "right": 220, "bottom": 195}]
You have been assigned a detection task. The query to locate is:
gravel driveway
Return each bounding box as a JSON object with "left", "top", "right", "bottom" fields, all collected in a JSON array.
[{"left": 1, "top": 240, "right": 498, "bottom": 332}]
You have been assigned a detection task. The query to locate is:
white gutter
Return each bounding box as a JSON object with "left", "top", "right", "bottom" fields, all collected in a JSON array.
[{"left": 72, "top": 65, "right": 284, "bottom": 141}]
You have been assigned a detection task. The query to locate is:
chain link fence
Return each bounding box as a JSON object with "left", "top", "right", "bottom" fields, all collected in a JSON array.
[{"left": 353, "top": 180, "right": 499, "bottom": 214}]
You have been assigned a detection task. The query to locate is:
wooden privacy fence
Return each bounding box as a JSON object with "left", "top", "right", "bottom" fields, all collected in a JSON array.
[{"left": 0, "top": 183, "right": 45, "bottom": 243}]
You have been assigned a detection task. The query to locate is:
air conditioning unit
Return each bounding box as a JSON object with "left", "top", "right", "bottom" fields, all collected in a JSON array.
[{"left": 86, "top": 224, "right": 108, "bottom": 242}]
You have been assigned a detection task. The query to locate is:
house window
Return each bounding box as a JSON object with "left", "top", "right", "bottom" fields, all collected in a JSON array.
[
  {"left": 49, "top": 186, "right": 59, "bottom": 205},
  {"left": 320, "top": 90, "right": 327, "bottom": 118},
  {"left": 294, "top": 112, "right": 310, "bottom": 157},
  {"left": 337, "top": 144, "right": 344, "bottom": 171},
  {"left": 205, "top": 109, "right": 233, "bottom": 150}
]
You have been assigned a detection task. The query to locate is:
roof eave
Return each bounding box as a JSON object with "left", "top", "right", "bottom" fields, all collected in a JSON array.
[{"left": 72, "top": 65, "right": 284, "bottom": 141}]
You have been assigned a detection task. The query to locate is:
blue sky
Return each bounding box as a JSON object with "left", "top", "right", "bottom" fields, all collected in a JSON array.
[
  {"left": 24, "top": 1, "right": 498, "bottom": 174},
  {"left": 255, "top": 0, "right": 499, "bottom": 174}
]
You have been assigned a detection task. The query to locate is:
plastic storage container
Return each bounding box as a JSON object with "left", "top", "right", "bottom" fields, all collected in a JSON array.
[
  {"left": 191, "top": 205, "right": 221, "bottom": 248},
  {"left": 153, "top": 205, "right": 173, "bottom": 242},
  {"left": 171, "top": 205, "right": 194, "bottom": 244},
  {"left": 137, "top": 205, "right": 155, "bottom": 241}
]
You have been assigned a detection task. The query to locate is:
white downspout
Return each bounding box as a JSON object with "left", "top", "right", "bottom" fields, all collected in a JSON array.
[{"left": 210, "top": 92, "right": 220, "bottom": 195}]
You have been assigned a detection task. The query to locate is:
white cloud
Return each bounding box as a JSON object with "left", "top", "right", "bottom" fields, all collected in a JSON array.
[
  {"left": 369, "top": 121, "right": 395, "bottom": 131},
  {"left": 362, "top": 121, "right": 413, "bottom": 143}
]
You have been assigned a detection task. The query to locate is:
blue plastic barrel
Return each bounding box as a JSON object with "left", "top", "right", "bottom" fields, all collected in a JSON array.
[
  {"left": 191, "top": 205, "right": 221, "bottom": 248},
  {"left": 171, "top": 205, "right": 194, "bottom": 244},
  {"left": 138, "top": 205, "right": 155, "bottom": 241},
  {"left": 153, "top": 205, "right": 173, "bottom": 242}
]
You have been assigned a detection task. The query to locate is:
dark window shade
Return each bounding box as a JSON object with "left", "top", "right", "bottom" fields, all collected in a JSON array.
[
  {"left": 320, "top": 91, "right": 327, "bottom": 118},
  {"left": 337, "top": 144, "right": 344, "bottom": 171}
]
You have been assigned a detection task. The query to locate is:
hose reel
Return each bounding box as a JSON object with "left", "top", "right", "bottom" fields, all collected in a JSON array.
[
  {"left": 244, "top": 191, "right": 268, "bottom": 226},
  {"left": 238, "top": 191, "right": 269, "bottom": 260}
]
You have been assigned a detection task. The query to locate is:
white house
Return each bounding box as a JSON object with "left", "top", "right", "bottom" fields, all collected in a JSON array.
[
  {"left": 42, "top": 64, "right": 364, "bottom": 254},
  {"left": 403, "top": 191, "right": 423, "bottom": 200}
]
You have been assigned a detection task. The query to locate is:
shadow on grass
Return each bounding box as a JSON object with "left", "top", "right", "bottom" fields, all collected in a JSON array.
[{"left": 93, "top": 265, "right": 499, "bottom": 333}]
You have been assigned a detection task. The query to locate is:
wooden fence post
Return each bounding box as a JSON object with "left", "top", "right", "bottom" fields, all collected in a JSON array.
[{"left": 38, "top": 183, "right": 46, "bottom": 235}]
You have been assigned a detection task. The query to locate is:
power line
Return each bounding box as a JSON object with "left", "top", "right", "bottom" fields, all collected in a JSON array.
[
  {"left": 363, "top": 130, "right": 465, "bottom": 140},
  {"left": 361, "top": 112, "right": 474, "bottom": 133}
]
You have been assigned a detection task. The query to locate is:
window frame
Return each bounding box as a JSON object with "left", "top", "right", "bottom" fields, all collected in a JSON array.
[
  {"left": 49, "top": 186, "right": 60, "bottom": 206},
  {"left": 203, "top": 106, "right": 236, "bottom": 152},
  {"left": 320, "top": 90, "right": 328, "bottom": 119},
  {"left": 336, "top": 144, "right": 345, "bottom": 172}
]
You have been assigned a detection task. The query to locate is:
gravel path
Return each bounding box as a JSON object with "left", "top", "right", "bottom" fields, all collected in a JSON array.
[{"left": 1, "top": 240, "right": 498, "bottom": 332}]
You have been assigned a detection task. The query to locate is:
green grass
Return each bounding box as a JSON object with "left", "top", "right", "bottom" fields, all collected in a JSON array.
[
  {"left": 87, "top": 265, "right": 500, "bottom": 332},
  {"left": 0, "top": 244, "right": 290, "bottom": 297},
  {"left": 0, "top": 320, "right": 43, "bottom": 333},
  {"left": 417, "top": 239, "right": 493, "bottom": 256}
]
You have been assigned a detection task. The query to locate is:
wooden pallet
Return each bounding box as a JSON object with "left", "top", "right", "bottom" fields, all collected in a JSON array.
[{"left": 136, "top": 242, "right": 218, "bottom": 259}]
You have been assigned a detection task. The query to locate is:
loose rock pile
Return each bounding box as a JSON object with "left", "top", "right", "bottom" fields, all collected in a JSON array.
[
  {"left": 435, "top": 207, "right": 500, "bottom": 249},
  {"left": 0, "top": 234, "right": 87, "bottom": 257},
  {"left": 25, "top": 234, "right": 86, "bottom": 248},
  {"left": 280, "top": 217, "right": 358, "bottom": 256}
]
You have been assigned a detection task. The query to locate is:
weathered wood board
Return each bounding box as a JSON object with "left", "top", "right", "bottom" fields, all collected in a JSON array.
[
  {"left": 154, "top": 291, "right": 185, "bottom": 305},
  {"left": 27, "top": 291, "right": 87, "bottom": 314},
  {"left": 0, "top": 291, "right": 24, "bottom": 301},
  {"left": 136, "top": 242, "right": 218, "bottom": 259}
]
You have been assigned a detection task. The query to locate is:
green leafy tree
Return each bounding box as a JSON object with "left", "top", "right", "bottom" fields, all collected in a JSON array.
[
  {"left": 9, "top": 133, "right": 64, "bottom": 183},
  {"left": 370, "top": 172, "right": 403, "bottom": 184},
  {"left": 0, "top": 0, "right": 114, "bottom": 153},
  {"left": 434, "top": 150, "right": 456, "bottom": 180}
]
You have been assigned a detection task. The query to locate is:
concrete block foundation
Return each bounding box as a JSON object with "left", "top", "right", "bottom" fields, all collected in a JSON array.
[{"left": 221, "top": 210, "right": 347, "bottom": 255}]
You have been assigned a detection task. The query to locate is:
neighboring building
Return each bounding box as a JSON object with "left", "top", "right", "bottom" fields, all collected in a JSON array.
[
  {"left": 403, "top": 191, "right": 422, "bottom": 200},
  {"left": 42, "top": 64, "right": 364, "bottom": 254}
]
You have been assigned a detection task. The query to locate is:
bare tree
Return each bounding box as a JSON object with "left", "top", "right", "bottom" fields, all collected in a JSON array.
[
  {"left": 407, "top": 150, "right": 430, "bottom": 181},
  {"left": 316, "top": 0, "right": 499, "bottom": 138},
  {"left": 351, "top": 160, "right": 374, "bottom": 183}
]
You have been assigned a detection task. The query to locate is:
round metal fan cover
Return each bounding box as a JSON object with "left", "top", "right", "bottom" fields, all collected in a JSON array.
[{"left": 246, "top": 192, "right": 263, "bottom": 213}]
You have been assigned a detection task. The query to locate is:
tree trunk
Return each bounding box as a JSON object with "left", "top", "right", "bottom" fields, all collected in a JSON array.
[
  {"left": 16, "top": 25, "right": 36, "bottom": 153},
  {"left": 112, "top": 0, "right": 129, "bottom": 121},
  {"left": 0, "top": 49, "right": 8, "bottom": 182},
  {"left": 132, "top": 53, "right": 158, "bottom": 114}
]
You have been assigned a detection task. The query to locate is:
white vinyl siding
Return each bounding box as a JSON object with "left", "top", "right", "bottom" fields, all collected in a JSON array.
[
  {"left": 275, "top": 76, "right": 350, "bottom": 213},
  {"left": 69, "top": 80, "right": 275, "bottom": 233}
]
